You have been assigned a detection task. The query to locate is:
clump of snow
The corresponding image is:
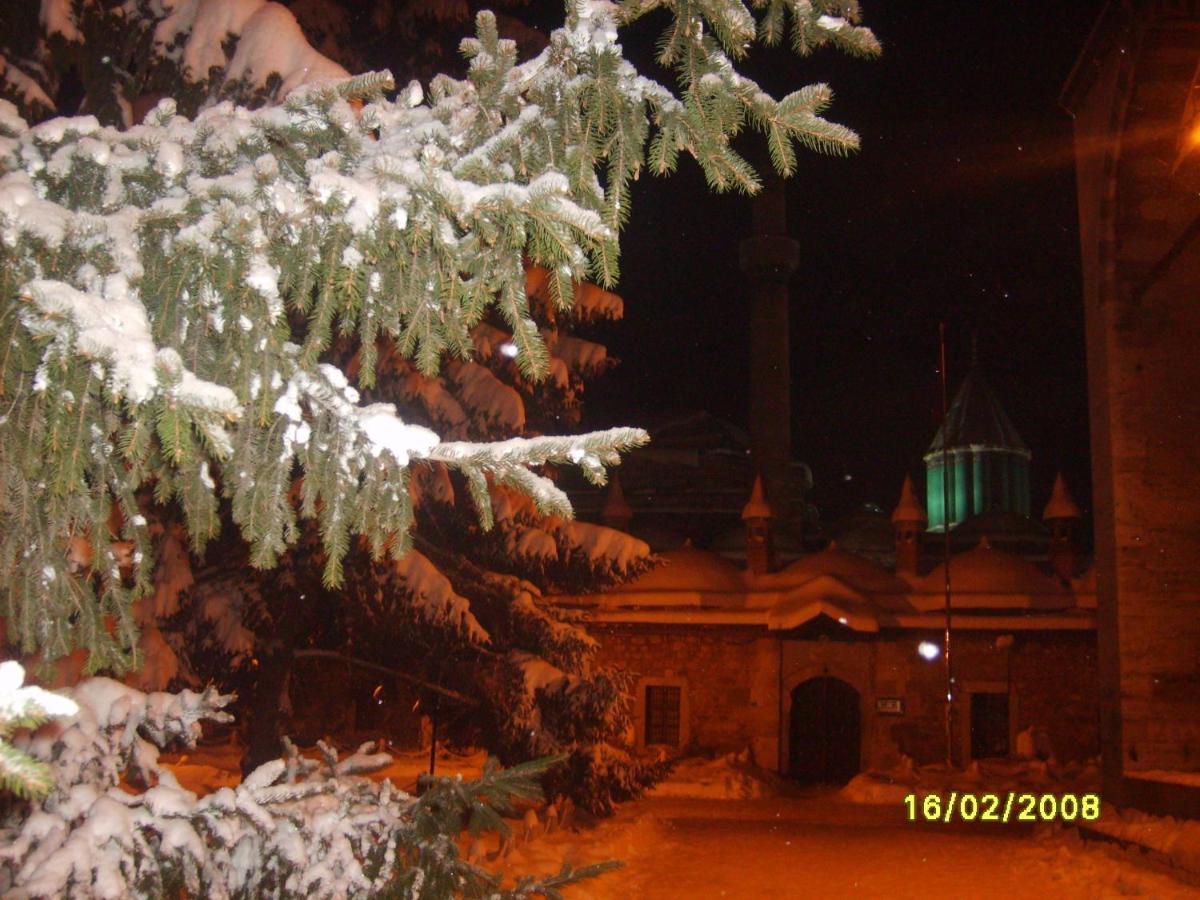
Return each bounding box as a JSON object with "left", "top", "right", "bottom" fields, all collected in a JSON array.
[
  {"left": 393, "top": 548, "right": 488, "bottom": 643},
  {"left": 1082, "top": 804, "right": 1200, "bottom": 879},
  {"left": 0, "top": 56, "right": 55, "bottom": 114},
  {"left": 40, "top": 0, "right": 83, "bottom": 42},
  {"left": 556, "top": 520, "right": 649, "bottom": 570},
  {"left": 648, "top": 749, "right": 781, "bottom": 800},
  {"left": 1129, "top": 769, "right": 1200, "bottom": 788},
  {"left": 20, "top": 280, "right": 239, "bottom": 414},
  {"left": 0, "top": 660, "right": 78, "bottom": 720},
  {"left": 150, "top": 0, "right": 348, "bottom": 99},
  {"left": 512, "top": 650, "right": 570, "bottom": 699},
  {"left": 355, "top": 403, "right": 440, "bottom": 466},
  {"left": 451, "top": 361, "right": 525, "bottom": 431},
  {"left": 840, "top": 755, "right": 1101, "bottom": 805}
]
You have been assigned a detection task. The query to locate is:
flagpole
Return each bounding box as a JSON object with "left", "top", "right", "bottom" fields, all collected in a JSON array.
[{"left": 939, "top": 323, "right": 954, "bottom": 768}]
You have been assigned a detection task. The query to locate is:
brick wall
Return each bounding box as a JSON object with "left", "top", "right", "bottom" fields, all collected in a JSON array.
[
  {"left": 590, "top": 623, "right": 778, "bottom": 761},
  {"left": 1066, "top": 10, "right": 1200, "bottom": 792},
  {"left": 592, "top": 623, "right": 1099, "bottom": 773}
]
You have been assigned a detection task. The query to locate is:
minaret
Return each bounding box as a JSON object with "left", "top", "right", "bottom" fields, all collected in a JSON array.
[
  {"left": 742, "top": 475, "right": 775, "bottom": 575},
  {"left": 1043, "top": 472, "right": 1081, "bottom": 580},
  {"left": 891, "top": 474, "right": 926, "bottom": 575},
  {"left": 601, "top": 474, "right": 633, "bottom": 532},
  {"left": 739, "top": 172, "right": 799, "bottom": 523}
]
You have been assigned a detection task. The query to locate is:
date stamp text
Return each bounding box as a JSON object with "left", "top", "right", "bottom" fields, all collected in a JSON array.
[{"left": 904, "top": 792, "right": 1101, "bottom": 823}]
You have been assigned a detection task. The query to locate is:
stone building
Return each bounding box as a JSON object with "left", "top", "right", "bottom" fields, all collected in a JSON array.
[
  {"left": 1062, "top": 0, "right": 1200, "bottom": 817},
  {"left": 560, "top": 372, "right": 1099, "bottom": 784}
]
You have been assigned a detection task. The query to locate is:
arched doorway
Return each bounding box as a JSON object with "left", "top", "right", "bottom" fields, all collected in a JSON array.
[{"left": 789, "top": 676, "right": 861, "bottom": 785}]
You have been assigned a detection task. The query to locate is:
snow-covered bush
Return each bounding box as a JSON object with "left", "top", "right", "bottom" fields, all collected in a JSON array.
[{"left": 0, "top": 675, "right": 612, "bottom": 898}]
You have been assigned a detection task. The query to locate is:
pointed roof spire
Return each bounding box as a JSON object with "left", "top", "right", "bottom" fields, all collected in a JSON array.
[
  {"left": 1043, "top": 472, "right": 1081, "bottom": 520},
  {"left": 891, "top": 475, "right": 927, "bottom": 523},
  {"left": 601, "top": 474, "right": 633, "bottom": 522},
  {"left": 741, "top": 475, "right": 773, "bottom": 520},
  {"left": 925, "top": 364, "right": 1029, "bottom": 459}
]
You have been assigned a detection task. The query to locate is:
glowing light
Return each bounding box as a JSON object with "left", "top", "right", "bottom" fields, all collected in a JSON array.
[
  {"left": 1188, "top": 121, "right": 1200, "bottom": 149},
  {"left": 837, "top": 617, "right": 848, "bottom": 625},
  {"left": 499, "top": 342, "right": 519, "bottom": 358},
  {"left": 918, "top": 641, "right": 941, "bottom": 661}
]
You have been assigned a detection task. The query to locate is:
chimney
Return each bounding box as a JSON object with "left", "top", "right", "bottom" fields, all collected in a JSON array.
[
  {"left": 601, "top": 474, "right": 633, "bottom": 532},
  {"left": 1042, "top": 472, "right": 1081, "bottom": 581},
  {"left": 739, "top": 171, "right": 799, "bottom": 524},
  {"left": 742, "top": 475, "right": 775, "bottom": 574},
  {"left": 891, "top": 475, "right": 926, "bottom": 575}
]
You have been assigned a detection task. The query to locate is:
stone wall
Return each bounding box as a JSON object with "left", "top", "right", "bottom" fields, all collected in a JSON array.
[
  {"left": 1064, "top": 5, "right": 1200, "bottom": 801},
  {"left": 1010, "top": 633, "right": 1100, "bottom": 763},
  {"left": 592, "top": 622, "right": 1099, "bottom": 775},
  {"left": 590, "top": 623, "right": 779, "bottom": 764}
]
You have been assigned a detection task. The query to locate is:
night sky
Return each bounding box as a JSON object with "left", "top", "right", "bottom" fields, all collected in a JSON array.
[{"left": 579, "top": 2, "right": 1105, "bottom": 531}]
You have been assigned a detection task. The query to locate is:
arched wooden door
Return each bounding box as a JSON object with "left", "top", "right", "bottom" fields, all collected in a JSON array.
[{"left": 788, "top": 677, "right": 861, "bottom": 785}]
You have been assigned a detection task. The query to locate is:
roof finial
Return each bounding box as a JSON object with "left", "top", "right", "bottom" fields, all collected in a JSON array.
[
  {"left": 742, "top": 474, "right": 773, "bottom": 520},
  {"left": 1043, "top": 472, "right": 1082, "bottom": 521},
  {"left": 891, "top": 474, "right": 926, "bottom": 524}
]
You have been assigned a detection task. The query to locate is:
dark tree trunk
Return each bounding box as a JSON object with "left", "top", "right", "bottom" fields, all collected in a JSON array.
[{"left": 239, "top": 644, "right": 294, "bottom": 777}]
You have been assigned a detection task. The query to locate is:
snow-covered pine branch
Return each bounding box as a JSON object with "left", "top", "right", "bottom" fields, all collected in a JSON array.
[
  {"left": 0, "top": 0, "right": 874, "bottom": 674},
  {"left": 0, "top": 57, "right": 649, "bottom": 665},
  {"left": 0, "top": 673, "right": 608, "bottom": 898}
]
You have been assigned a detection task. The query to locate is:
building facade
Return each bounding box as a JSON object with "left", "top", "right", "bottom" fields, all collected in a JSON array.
[{"left": 561, "top": 373, "right": 1099, "bottom": 783}]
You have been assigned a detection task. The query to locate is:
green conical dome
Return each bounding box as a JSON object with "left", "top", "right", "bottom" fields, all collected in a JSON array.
[
  {"left": 923, "top": 366, "right": 1031, "bottom": 531},
  {"left": 927, "top": 366, "right": 1029, "bottom": 456}
]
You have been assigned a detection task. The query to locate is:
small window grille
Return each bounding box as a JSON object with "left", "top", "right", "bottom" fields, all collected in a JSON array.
[{"left": 645, "top": 685, "right": 682, "bottom": 746}]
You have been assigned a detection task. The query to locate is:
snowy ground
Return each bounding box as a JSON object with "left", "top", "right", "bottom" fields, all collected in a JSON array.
[
  {"left": 162, "top": 745, "right": 1198, "bottom": 897},
  {"left": 500, "top": 795, "right": 1199, "bottom": 898},
  {"left": 839, "top": 756, "right": 1101, "bottom": 805}
]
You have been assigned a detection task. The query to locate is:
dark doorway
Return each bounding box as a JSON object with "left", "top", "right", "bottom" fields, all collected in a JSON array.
[
  {"left": 970, "top": 692, "right": 1010, "bottom": 760},
  {"left": 788, "top": 677, "right": 861, "bottom": 785}
]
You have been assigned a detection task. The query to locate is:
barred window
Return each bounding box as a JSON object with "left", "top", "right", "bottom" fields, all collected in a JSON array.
[{"left": 644, "top": 685, "right": 682, "bottom": 746}]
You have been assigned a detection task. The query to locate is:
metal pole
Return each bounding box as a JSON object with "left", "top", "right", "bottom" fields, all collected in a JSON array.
[
  {"left": 428, "top": 697, "right": 439, "bottom": 777},
  {"left": 939, "top": 323, "right": 954, "bottom": 768},
  {"left": 777, "top": 637, "right": 785, "bottom": 774}
]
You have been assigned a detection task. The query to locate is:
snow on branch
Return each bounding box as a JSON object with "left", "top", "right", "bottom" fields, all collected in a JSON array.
[
  {"left": 1, "top": 0, "right": 872, "bottom": 671},
  {"left": 0, "top": 661, "right": 79, "bottom": 800},
  {"left": 0, "top": 675, "right": 605, "bottom": 898},
  {"left": 20, "top": 279, "right": 240, "bottom": 416}
]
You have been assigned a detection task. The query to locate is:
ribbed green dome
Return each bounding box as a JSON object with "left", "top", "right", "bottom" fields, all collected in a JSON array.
[{"left": 924, "top": 366, "right": 1031, "bottom": 531}]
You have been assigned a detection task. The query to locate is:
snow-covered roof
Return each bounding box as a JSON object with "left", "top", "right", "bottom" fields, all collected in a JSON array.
[
  {"left": 904, "top": 537, "right": 1071, "bottom": 610},
  {"left": 764, "top": 574, "right": 904, "bottom": 632},
  {"left": 563, "top": 534, "right": 1093, "bottom": 629},
  {"left": 609, "top": 543, "right": 745, "bottom": 596},
  {"left": 925, "top": 366, "right": 1029, "bottom": 458},
  {"left": 754, "top": 541, "right": 909, "bottom": 596}
]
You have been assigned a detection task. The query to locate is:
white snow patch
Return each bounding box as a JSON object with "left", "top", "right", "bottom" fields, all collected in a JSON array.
[
  {"left": 355, "top": 403, "right": 439, "bottom": 465},
  {"left": 649, "top": 749, "right": 781, "bottom": 800}
]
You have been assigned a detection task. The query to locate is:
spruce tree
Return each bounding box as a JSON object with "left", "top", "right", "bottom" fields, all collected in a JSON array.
[{"left": 0, "top": 0, "right": 879, "bottom": 821}]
